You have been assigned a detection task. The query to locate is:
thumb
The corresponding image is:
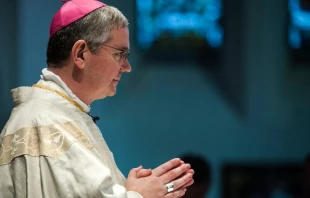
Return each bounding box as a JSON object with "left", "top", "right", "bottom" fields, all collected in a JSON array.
[
  {"left": 128, "top": 166, "right": 143, "bottom": 179},
  {"left": 137, "top": 169, "right": 152, "bottom": 178}
]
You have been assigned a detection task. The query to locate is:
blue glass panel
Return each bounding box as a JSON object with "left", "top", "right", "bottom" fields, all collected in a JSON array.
[
  {"left": 288, "top": 0, "right": 310, "bottom": 49},
  {"left": 136, "top": 0, "right": 223, "bottom": 49}
]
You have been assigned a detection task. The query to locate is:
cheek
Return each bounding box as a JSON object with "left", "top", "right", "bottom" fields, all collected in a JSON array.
[
  {"left": 88, "top": 56, "right": 120, "bottom": 84},
  {"left": 107, "top": 65, "right": 121, "bottom": 79},
  {"left": 98, "top": 67, "right": 120, "bottom": 87}
]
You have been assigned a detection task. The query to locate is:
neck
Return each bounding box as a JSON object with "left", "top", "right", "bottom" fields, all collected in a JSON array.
[{"left": 48, "top": 66, "right": 93, "bottom": 105}]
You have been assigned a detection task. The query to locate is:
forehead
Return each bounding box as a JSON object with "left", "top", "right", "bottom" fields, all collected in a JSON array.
[{"left": 108, "top": 27, "right": 130, "bottom": 50}]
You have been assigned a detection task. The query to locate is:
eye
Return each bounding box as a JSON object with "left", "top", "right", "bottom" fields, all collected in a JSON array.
[
  {"left": 118, "top": 52, "right": 127, "bottom": 61},
  {"left": 122, "top": 52, "right": 130, "bottom": 60},
  {"left": 113, "top": 52, "right": 122, "bottom": 61},
  {"left": 126, "top": 52, "right": 130, "bottom": 59}
]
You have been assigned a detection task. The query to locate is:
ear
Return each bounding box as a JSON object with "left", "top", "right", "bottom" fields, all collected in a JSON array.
[{"left": 71, "top": 40, "right": 88, "bottom": 69}]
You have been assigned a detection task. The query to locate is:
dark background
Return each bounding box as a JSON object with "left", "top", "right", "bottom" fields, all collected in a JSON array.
[{"left": 1, "top": 0, "right": 309, "bottom": 197}]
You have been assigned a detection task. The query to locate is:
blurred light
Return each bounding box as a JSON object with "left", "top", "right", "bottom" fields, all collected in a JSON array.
[
  {"left": 289, "top": 27, "right": 302, "bottom": 48},
  {"left": 136, "top": 0, "right": 223, "bottom": 49},
  {"left": 207, "top": 24, "right": 223, "bottom": 47},
  {"left": 289, "top": 0, "right": 310, "bottom": 48}
]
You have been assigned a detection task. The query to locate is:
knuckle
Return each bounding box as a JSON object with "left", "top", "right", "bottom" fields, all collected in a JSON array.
[
  {"left": 167, "top": 170, "right": 176, "bottom": 179},
  {"left": 172, "top": 158, "right": 180, "bottom": 165},
  {"left": 168, "top": 159, "right": 178, "bottom": 168},
  {"left": 161, "top": 164, "right": 169, "bottom": 172},
  {"left": 182, "top": 164, "right": 189, "bottom": 171}
]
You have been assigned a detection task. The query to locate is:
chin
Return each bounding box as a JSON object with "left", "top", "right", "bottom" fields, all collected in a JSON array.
[
  {"left": 107, "top": 91, "right": 117, "bottom": 97},
  {"left": 97, "top": 92, "right": 116, "bottom": 100}
]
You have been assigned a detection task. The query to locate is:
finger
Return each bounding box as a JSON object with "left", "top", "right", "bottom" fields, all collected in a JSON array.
[
  {"left": 164, "top": 188, "right": 186, "bottom": 198},
  {"left": 136, "top": 169, "right": 152, "bottom": 178},
  {"left": 174, "top": 169, "right": 194, "bottom": 183},
  {"left": 174, "top": 169, "right": 194, "bottom": 181},
  {"left": 186, "top": 169, "right": 194, "bottom": 175},
  {"left": 161, "top": 164, "right": 191, "bottom": 183},
  {"left": 180, "top": 178, "right": 194, "bottom": 189},
  {"left": 127, "top": 166, "right": 143, "bottom": 179},
  {"left": 153, "top": 158, "right": 182, "bottom": 177},
  {"left": 166, "top": 173, "right": 193, "bottom": 191}
]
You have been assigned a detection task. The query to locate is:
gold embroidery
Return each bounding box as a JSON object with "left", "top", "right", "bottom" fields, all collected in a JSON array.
[{"left": 0, "top": 122, "right": 93, "bottom": 165}]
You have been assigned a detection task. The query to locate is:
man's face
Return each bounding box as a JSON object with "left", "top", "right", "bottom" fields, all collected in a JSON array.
[{"left": 84, "top": 27, "right": 131, "bottom": 100}]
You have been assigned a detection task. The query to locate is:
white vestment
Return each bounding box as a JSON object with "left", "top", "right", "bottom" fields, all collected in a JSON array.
[{"left": 0, "top": 69, "right": 142, "bottom": 198}]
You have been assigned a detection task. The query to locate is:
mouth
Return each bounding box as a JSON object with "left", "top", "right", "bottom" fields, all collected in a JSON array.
[{"left": 113, "top": 79, "right": 120, "bottom": 84}]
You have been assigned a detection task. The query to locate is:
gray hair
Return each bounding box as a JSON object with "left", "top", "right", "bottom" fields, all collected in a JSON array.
[{"left": 46, "top": 6, "right": 129, "bottom": 68}]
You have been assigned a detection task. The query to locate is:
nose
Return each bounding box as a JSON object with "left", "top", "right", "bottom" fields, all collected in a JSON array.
[{"left": 121, "top": 60, "right": 132, "bottom": 73}]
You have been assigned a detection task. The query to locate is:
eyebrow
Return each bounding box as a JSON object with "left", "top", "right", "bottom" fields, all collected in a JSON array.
[
  {"left": 119, "top": 46, "right": 130, "bottom": 52},
  {"left": 103, "top": 44, "right": 130, "bottom": 53}
]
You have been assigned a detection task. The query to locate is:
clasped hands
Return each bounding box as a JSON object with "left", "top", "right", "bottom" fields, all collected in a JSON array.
[{"left": 126, "top": 158, "right": 194, "bottom": 198}]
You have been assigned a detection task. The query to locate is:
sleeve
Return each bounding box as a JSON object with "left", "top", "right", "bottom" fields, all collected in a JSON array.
[
  {"left": 0, "top": 121, "right": 143, "bottom": 198},
  {"left": 45, "top": 142, "right": 144, "bottom": 198}
]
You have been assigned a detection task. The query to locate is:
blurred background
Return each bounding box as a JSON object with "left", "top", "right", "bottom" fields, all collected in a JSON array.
[{"left": 1, "top": 0, "right": 310, "bottom": 197}]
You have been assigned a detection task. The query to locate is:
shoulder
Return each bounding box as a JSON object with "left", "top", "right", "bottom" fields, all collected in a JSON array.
[
  {"left": 0, "top": 101, "right": 92, "bottom": 165},
  {"left": 0, "top": 120, "right": 93, "bottom": 166},
  {"left": 5, "top": 87, "right": 76, "bottom": 133}
]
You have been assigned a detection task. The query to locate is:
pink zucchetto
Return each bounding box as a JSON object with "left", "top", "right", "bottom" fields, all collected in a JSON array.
[{"left": 49, "top": 0, "right": 106, "bottom": 37}]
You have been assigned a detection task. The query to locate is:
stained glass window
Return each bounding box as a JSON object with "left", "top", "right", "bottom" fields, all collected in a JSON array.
[
  {"left": 136, "top": 0, "right": 223, "bottom": 49},
  {"left": 289, "top": 0, "right": 310, "bottom": 49}
]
